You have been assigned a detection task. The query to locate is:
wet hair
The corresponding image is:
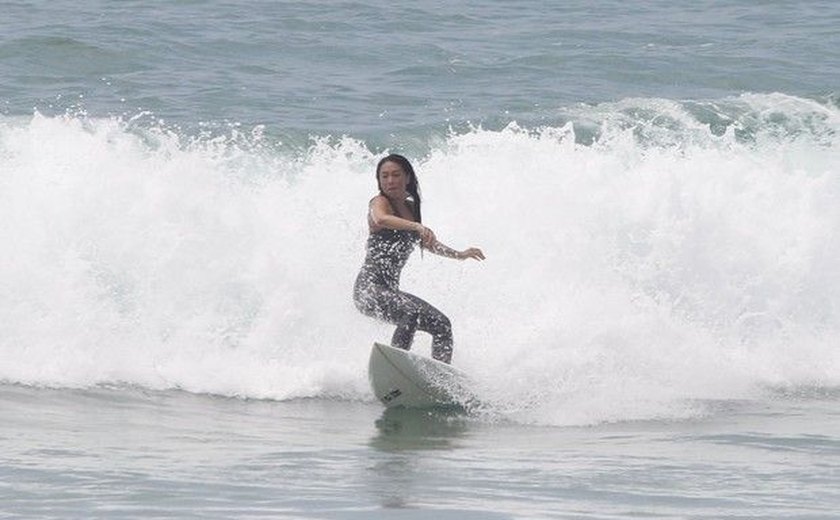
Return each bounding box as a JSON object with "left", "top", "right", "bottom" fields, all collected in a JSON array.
[{"left": 376, "top": 154, "right": 422, "bottom": 224}]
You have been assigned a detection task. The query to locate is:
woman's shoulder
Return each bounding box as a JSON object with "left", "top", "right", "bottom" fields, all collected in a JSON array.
[{"left": 369, "top": 194, "right": 390, "bottom": 206}]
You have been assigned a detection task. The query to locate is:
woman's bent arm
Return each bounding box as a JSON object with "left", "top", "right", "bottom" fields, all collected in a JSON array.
[
  {"left": 369, "top": 196, "right": 419, "bottom": 231},
  {"left": 369, "top": 196, "right": 436, "bottom": 244}
]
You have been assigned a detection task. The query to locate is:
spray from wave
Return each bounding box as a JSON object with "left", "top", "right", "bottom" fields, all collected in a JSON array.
[{"left": 1, "top": 93, "right": 838, "bottom": 425}]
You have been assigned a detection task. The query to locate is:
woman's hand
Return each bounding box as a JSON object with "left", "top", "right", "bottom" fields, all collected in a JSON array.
[
  {"left": 458, "top": 247, "right": 485, "bottom": 261},
  {"left": 414, "top": 223, "right": 437, "bottom": 248}
]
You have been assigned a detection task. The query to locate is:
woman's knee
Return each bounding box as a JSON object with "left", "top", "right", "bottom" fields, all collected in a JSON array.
[
  {"left": 426, "top": 311, "right": 452, "bottom": 338},
  {"left": 353, "top": 291, "right": 379, "bottom": 318}
]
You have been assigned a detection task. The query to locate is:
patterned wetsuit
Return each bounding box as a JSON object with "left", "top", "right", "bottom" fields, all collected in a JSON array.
[{"left": 353, "top": 228, "right": 453, "bottom": 363}]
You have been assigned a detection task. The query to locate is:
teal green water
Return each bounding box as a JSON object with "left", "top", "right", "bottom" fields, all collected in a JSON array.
[{"left": 2, "top": 0, "right": 838, "bottom": 138}]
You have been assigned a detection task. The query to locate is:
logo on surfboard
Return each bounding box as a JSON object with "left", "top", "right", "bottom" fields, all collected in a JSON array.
[{"left": 381, "top": 388, "right": 402, "bottom": 403}]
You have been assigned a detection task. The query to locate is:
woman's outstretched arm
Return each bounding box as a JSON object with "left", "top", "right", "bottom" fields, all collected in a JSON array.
[{"left": 425, "top": 238, "right": 485, "bottom": 261}]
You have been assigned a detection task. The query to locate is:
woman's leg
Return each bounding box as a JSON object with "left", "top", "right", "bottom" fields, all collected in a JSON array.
[
  {"left": 354, "top": 277, "right": 453, "bottom": 363},
  {"left": 397, "top": 293, "right": 453, "bottom": 363}
]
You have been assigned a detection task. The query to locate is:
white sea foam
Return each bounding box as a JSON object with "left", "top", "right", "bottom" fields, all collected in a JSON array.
[{"left": 1, "top": 94, "right": 838, "bottom": 425}]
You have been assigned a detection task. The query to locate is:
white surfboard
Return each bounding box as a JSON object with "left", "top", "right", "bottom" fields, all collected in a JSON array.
[{"left": 368, "top": 342, "right": 474, "bottom": 409}]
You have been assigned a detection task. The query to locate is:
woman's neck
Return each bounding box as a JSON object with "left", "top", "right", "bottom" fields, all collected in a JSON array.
[{"left": 384, "top": 192, "right": 408, "bottom": 205}]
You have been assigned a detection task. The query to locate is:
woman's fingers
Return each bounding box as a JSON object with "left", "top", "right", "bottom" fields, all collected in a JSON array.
[{"left": 462, "top": 247, "right": 485, "bottom": 260}]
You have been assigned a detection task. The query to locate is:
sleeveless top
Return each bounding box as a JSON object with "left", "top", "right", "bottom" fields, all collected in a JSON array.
[{"left": 357, "top": 228, "right": 419, "bottom": 290}]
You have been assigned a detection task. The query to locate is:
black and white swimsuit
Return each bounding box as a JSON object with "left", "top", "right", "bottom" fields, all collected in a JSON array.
[{"left": 353, "top": 227, "right": 453, "bottom": 363}]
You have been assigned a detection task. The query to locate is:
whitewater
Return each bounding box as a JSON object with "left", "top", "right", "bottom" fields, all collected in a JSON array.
[{"left": 2, "top": 93, "right": 838, "bottom": 428}]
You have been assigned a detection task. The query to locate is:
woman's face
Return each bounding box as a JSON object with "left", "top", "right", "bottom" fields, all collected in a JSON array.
[{"left": 378, "top": 161, "right": 410, "bottom": 197}]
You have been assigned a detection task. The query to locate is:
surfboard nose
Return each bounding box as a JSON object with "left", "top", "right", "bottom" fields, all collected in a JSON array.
[{"left": 368, "top": 342, "right": 473, "bottom": 409}]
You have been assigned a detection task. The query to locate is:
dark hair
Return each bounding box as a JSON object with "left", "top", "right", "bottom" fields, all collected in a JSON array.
[{"left": 376, "top": 154, "right": 422, "bottom": 224}]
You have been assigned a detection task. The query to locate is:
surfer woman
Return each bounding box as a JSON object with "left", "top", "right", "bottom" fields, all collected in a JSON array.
[{"left": 353, "top": 154, "right": 485, "bottom": 364}]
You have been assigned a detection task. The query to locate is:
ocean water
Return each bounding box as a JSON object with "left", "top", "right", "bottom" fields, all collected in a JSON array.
[{"left": 1, "top": 1, "right": 840, "bottom": 518}]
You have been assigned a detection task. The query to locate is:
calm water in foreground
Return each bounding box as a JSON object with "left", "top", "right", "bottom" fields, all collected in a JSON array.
[{"left": 2, "top": 385, "right": 838, "bottom": 518}]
